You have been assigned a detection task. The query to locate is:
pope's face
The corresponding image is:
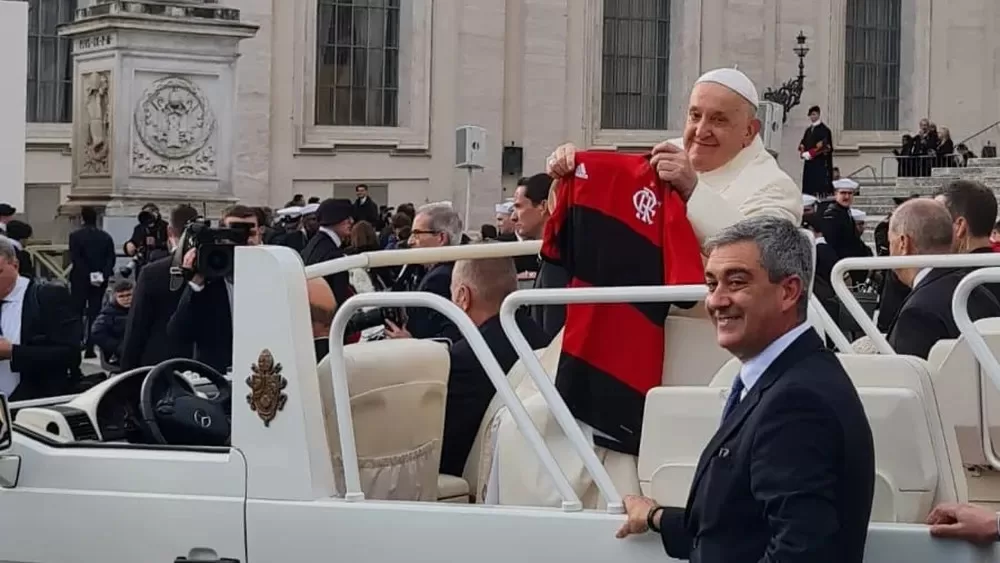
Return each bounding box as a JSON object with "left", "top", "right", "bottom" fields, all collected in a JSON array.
[{"left": 683, "top": 83, "right": 759, "bottom": 173}]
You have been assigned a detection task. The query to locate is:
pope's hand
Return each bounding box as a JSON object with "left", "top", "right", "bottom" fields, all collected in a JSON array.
[
  {"left": 546, "top": 143, "right": 578, "bottom": 177},
  {"left": 650, "top": 141, "right": 698, "bottom": 201}
]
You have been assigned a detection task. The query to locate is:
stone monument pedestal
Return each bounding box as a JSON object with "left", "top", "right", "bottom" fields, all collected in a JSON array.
[{"left": 58, "top": 0, "right": 258, "bottom": 236}]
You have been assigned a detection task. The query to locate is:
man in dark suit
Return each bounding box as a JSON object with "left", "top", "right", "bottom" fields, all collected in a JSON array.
[
  {"left": 439, "top": 257, "right": 550, "bottom": 477},
  {"left": 935, "top": 179, "right": 1000, "bottom": 303},
  {"left": 798, "top": 105, "right": 834, "bottom": 197},
  {"left": 68, "top": 206, "right": 116, "bottom": 357},
  {"left": 886, "top": 198, "right": 1000, "bottom": 359},
  {"left": 0, "top": 239, "right": 83, "bottom": 401},
  {"left": 301, "top": 198, "right": 355, "bottom": 307},
  {"left": 617, "top": 216, "right": 875, "bottom": 563},
  {"left": 167, "top": 205, "right": 262, "bottom": 374},
  {"left": 120, "top": 204, "right": 200, "bottom": 371},
  {"left": 384, "top": 202, "right": 462, "bottom": 343},
  {"left": 352, "top": 184, "right": 381, "bottom": 228}
]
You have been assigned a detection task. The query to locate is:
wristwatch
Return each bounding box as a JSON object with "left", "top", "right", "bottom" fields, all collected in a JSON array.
[{"left": 647, "top": 505, "right": 665, "bottom": 533}]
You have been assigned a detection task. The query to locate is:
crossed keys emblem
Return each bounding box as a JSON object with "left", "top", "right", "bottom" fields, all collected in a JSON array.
[{"left": 633, "top": 186, "right": 662, "bottom": 225}]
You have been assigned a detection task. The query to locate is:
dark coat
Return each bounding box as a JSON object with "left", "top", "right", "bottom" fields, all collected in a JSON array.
[
  {"left": 658, "top": 329, "right": 875, "bottom": 563},
  {"left": 10, "top": 281, "right": 84, "bottom": 400},
  {"left": 90, "top": 301, "right": 129, "bottom": 362}
]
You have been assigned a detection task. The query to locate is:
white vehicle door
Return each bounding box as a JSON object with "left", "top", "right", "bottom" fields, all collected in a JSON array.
[{"left": 0, "top": 399, "right": 246, "bottom": 563}]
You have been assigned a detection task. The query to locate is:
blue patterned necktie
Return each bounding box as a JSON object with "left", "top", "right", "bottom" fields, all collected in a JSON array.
[{"left": 721, "top": 373, "right": 745, "bottom": 424}]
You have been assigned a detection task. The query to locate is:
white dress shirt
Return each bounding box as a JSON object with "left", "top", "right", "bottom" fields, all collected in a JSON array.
[
  {"left": 0, "top": 276, "right": 30, "bottom": 396},
  {"left": 913, "top": 267, "right": 932, "bottom": 289},
  {"left": 736, "top": 322, "right": 812, "bottom": 399},
  {"left": 319, "top": 226, "right": 342, "bottom": 248}
]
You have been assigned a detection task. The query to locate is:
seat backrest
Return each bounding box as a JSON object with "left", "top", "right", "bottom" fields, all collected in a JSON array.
[
  {"left": 927, "top": 317, "right": 1000, "bottom": 467},
  {"left": 662, "top": 316, "right": 731, "bottom": 385},
  {"left": 316, "top": 339, "right": 450, "bottom": 502},
  {"left": 638, "top": 385, "right": 940, "bottom": 523},
  {"left": 463, "top": 347, "right": 549, "bottom": 500}
]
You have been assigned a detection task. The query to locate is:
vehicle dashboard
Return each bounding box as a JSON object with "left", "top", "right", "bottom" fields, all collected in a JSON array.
[{"left": 13, "top": 368, "right": 207, "bottom": 444}]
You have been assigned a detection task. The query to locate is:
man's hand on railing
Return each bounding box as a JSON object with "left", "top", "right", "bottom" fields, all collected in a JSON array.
[{"left": 926, "top": 502, "right": 1000, "bottom": 544}]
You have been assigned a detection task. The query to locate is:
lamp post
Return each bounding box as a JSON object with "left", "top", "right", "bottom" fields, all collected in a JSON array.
[{"left": 763, "top": 31, "right": 810, "bottom": 123}]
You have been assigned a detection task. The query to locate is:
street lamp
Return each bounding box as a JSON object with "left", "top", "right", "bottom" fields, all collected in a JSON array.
[{"left": 763, "top": 31, "right": 810, "bottom": 123}]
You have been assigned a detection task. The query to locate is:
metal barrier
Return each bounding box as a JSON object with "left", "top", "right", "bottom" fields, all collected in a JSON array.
[
  {"left": 831, "top": 253, "right": 1000, "bottom": 354},
  {"left": 879, "top": 153, "right": 961, "bottom": 184},
  {"left": 24, "top": 244, "right": 71, "bottom": 282},
  {"left": 952, "top": 267, "right": 1000, "bottom": 471},
  {"left": 328, "top": 291, "right": 589, "bottom": 511}
]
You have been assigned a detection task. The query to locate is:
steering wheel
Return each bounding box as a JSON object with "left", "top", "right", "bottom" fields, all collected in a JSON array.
[{"left": 139, "top": 358, "right": 232, "bottom": 446}]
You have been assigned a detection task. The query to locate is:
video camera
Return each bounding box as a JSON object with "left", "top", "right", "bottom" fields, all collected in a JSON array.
[{"left": 178, "top": 218, "right": 252, "bottom": 280}]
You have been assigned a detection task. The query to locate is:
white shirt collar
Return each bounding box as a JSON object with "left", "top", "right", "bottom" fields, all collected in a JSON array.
[
  {"left": 913, "top": 267, "right": 933, "bottom": 288},
  {"left": 319, "top": 226, "right": 342, "bottom": 248},
  {"left": 811, "top": 119, "right": 824, "bottom": 127},
  {"left": 5, "top": 276, "right": 29, "bottom": 304},
  {"left": 815, "top": 236, "right": 826, "bottom": 245},
  {"left": 738, "top": 322, "right": 812, "bottom": 397}
]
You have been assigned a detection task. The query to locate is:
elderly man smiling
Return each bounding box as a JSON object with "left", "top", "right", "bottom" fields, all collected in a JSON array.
[{"left": 547, "top": 68, "right": 801, "bottom": 242}]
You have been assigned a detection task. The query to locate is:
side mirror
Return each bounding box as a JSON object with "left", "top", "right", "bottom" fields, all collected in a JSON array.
[{"left": 0, "top": 394, "right": 11, "bottom": 451}]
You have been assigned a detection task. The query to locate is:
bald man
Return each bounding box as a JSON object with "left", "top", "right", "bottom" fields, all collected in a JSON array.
[
  {"left": 308, "top": 277, "right": 337, "bottom": 362},
  {"left": 439, "top": 257, "right": 551, "bottom": 477},
  {"left": 547, "top": 68, "right": 800, "bottom": 243},
  {"left": 886, "top": 198, "right": 1000, "bottom": 359}
]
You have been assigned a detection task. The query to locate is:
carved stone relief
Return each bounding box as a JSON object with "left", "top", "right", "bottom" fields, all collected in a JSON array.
[
  {"left": 132, "top": 75, "right": 217, "bottom": 177},
  {"left": 80, "top": 71, "right": 112, "bottom": 176}
]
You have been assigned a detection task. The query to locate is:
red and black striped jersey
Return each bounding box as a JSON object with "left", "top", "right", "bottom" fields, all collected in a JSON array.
[{"left": 542, "top": 151, "right": 704, "bottom": 455}]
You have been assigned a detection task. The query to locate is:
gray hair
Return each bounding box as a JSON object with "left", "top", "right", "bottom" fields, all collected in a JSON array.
[
  {"left": 416, "top": 202, "right": 463, "bottom": 246},
  {"left": 453, "top": 257, "right": 518, "bottom": 307},
  {"left": 704, "top": 216, "right": 813, "bottom": 321},
  {"left": 0, "top": 238, "right": 17, "bottom": 264},
  {"left": 888, "top": 198, "right": 953, "bottom": 253}
]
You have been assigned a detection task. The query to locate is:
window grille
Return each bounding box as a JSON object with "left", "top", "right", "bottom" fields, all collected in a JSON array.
[
  {"left": 843, "top": 0, "right": 901, "bottom": 131},
  {"left": 24, "top": 0, "right": 76, "bottom": 123}
]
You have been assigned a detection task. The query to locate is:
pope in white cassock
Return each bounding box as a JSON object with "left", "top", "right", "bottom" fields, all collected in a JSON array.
[{"left": 484, "top": 68, "right": 804, "bottom": 508}]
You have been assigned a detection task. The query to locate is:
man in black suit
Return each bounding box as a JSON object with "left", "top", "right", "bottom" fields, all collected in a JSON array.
[
  {"left": 384, "top": 202, "right": 462, "bottom": 343},
  {"left": 167, "top": 205, "right": 262, "bottom": 374},
  {"left": 301, "top": 198, "right": 355, "bottom": 307},
  {"left": 799, "top": 105, "right": 834, "bottom": 197},
  {"left": 123, "top": 203, "right": 170, "bottom": 271},
  {"left": 439, "top": 257, "right": 549, "bottom": 476},
  {"left": 886, "top": 198, "right": 1000, "bottom": 359},
  {"left": 68, "top": 206, "right": 116, "bottom": 357},
  {"left": 617, "top": 216, "right": 875, "bottom": 563},
  {"left": 352, "top": 184, "right": 381, "bottom": 228},
  {"left": 0, "top": 239, "right": 83, "bottom": 401},
  {"left": 120, "top": 204, "right": 200, "bottom": 371},
  {"left": 935, "top": 179, "right": 1000, "bottom": 303}
]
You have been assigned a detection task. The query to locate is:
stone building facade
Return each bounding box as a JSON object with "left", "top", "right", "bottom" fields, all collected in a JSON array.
[{"left": 18, "top": 0, "right": 1000, "bottom": 240}]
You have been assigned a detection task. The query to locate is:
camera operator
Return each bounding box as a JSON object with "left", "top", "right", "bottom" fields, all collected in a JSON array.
[
  {"left": 120, "top": 204, "right": 200, "bottom": 371},
  {"left": 166, "top": 205, "right": 261, "bottom": 373},
  {"left": 123, "top": 203, "right": 169, "bottom": 272}
]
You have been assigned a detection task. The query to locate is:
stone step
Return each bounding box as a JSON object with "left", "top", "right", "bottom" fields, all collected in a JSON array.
[
  {"left": 969, "top": 158, "right": 1000, "bottom": 167},
  {"left": 931, "top": 166, "right": 1000, "bottom": 178}
]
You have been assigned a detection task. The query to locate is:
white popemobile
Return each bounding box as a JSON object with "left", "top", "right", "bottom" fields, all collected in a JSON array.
[{"left": 0, "top": 242, "right": 998, "bottom": 562}]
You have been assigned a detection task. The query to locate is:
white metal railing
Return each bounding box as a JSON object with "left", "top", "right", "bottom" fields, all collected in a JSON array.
[
  {"left": 952, "top": 267, "right": 1000, "bottom": 471},
  {"left": 328, "top": 291, "right": 586, "bottom": 511},
  {"left": 831, "top": 253, "right": 1000, "bottom": 354},
  {"left": 304, "top": 241, "right": 542, "bottom": 279},
  {"left": 499, "top": 285, "right": 709, "bottom": 513}
]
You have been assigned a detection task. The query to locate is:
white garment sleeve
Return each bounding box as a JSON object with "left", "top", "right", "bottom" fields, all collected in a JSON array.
[{"left": 685, "top": 174, "right": 802, "bottom": 243}]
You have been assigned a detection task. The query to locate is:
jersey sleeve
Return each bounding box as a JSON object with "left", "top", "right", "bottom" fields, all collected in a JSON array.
[{"left": 540, "top": 176, "right": 571, "bottom": 267}]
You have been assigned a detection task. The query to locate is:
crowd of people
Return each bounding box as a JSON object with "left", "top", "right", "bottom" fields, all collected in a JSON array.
[{"left": 894, "top": 118, "right": 964, "bottom": 177}]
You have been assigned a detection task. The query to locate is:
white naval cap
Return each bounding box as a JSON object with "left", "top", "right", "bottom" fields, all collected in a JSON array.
[
  {"left": 801, "top": 194, "right": 818, "bottom": 207},
  {"left": 833, "top": 178, "right": 860, "bottom": 193},
  {"left": 850, "top": 208, "right": 867, "bottom": 222},
  {"left": 276, "top": 206, "right": 302, "bottom": 218},
  {"left": 695, "top": 67, "right": 760, "bottom": 108},
  {"left": 300, "top": 203, "right": 320, "bottom": 215},
  {"left": 495, "top": 201, "right": 514, "bottom": 215}
]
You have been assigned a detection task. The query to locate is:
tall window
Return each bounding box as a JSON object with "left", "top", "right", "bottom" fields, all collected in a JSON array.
[
  {"left": 315, "top": 0, "right": 400, "bottom": 127},
  {"left": 843, "top": 0, "right": 901, "bottom": 131},
  {"left": 600, "top": 0, "right": 670, "bottom": 130},
  {"left": 26, "top": 0, "right": 76, "bottom": 123}
]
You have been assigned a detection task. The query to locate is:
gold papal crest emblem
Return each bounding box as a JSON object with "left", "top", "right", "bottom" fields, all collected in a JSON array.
[{"left": 246, "top": 349, "right": 288, "bottom": 427}]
